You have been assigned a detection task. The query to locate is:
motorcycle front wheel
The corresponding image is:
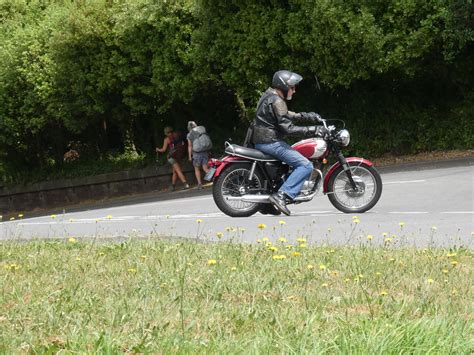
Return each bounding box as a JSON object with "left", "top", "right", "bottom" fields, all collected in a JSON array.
[
  {"left": 327, "top": 162, "right": 382, "bottom": 213},
  {"left": 213, "top": 163, "right": 264, "bottom": 217}
]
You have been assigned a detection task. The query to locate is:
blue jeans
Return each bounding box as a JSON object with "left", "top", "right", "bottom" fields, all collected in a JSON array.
[{"left": 255, "top": 141, "right": 313, "bottom": 200}]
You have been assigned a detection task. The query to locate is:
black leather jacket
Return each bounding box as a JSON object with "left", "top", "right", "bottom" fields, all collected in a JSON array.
[{"left": 252, "top": 88, "right": 313, "bottom": 144}]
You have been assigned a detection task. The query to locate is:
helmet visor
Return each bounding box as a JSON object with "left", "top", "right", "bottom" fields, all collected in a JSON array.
[{"left": 286, "top": 72, "right": 303, "bottom": 86}]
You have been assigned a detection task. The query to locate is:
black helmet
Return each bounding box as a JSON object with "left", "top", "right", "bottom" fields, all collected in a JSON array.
[{"left": 272, "top": 70, "right": 303, "bottom": 100}]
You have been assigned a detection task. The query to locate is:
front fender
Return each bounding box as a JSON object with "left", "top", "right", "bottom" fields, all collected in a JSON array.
[{"left": 323, "top": 157, "right": 374, "bottom": 193}]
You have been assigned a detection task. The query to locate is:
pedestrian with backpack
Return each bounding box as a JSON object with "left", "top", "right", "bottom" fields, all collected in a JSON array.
[{"left": 187, "top": 121, "right": 212, "bottom": 189}]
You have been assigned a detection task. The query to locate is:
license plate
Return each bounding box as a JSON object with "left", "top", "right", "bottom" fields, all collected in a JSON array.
[{"left": 204, "top": 167, "right": 216, "bottom": 181}]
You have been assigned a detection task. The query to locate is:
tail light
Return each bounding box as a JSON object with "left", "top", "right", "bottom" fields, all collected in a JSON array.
[{"left": 208, "top": 158, "right": 222, "bottom": 168}]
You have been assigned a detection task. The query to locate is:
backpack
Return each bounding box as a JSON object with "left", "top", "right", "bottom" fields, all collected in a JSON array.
[{"left": 191, "top": 126, "right": 212, "bottom": 152}]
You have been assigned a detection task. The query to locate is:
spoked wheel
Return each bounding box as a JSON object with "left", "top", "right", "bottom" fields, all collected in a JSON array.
[
  {"left": 327, "top": 162, "right": 382, "bottom": 213},
  {"left": 213, "top": 163, "right": 264, "bottom": 217}
]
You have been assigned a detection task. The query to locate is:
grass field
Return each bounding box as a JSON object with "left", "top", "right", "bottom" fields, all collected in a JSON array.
[{"left": 1, "top": 228, "right": 473, "bottom": 353}]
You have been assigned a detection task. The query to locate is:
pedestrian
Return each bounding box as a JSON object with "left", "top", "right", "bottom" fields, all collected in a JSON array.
[
  {"left": 156, "top": 126, "right": 190, "bottom": 191},
  {"left": 187, "top": 121, "right": 212, "bottom": 189}
]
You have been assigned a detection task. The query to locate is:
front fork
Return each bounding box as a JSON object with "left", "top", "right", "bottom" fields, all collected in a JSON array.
[{"left": 334, "top": 147, "right": 359, "bottom": 191}]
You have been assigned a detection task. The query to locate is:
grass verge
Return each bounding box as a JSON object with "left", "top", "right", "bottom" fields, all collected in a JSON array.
[{"left": 1, "top": 238, "right": 472, "bottom": 353}]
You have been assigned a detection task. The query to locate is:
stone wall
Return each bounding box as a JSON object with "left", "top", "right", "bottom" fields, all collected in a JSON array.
[{"left": 0, "top": 163, "right": 195, "bottom": 215}]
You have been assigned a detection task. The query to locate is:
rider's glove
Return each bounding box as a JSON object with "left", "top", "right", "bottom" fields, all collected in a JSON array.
[
  {"left": 301, "top": 112, "right": 323, "bottom": 123},
  {"left": 308, "top": 125, "right": 328, "bottom": 137}
]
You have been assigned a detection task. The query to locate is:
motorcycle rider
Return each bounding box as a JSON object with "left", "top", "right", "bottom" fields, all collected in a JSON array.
[{"left": 252, "top": 70, "right": 327, "bottom": 216}]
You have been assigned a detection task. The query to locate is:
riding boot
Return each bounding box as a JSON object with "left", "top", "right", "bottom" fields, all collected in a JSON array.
[
  {"left": 259, "top": 204, "right": 281, "bottom": 216},
  {"left": 269, "top": 191, "right": 291, "bottom": 216}
]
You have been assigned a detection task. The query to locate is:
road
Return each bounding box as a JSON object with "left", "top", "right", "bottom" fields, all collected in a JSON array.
[{"left": 2, "top": 162, "right": 473, "bottom": 248}]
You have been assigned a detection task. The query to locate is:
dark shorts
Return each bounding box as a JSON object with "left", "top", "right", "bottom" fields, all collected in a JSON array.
[{"left": 192, "top": 151, "right": 209, "bottom": 167}]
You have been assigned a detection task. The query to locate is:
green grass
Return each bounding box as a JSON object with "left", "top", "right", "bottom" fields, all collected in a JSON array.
[{"left": 1, "top": 237, "right": 472, "bottom": 353}]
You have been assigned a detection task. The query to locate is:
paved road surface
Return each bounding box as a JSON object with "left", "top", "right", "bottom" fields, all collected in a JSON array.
[{"left": 2, "top": 162, "right": 473, "bottom": 248}]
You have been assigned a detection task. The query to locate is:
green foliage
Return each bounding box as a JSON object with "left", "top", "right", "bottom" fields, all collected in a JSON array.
[{"left": 0, "top": 0, "right": 472, "bottom": 184}]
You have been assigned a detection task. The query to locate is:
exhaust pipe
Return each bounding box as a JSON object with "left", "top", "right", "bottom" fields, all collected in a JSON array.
[{"left": 225, "top": 195, "right": 271, "bottom": 203}]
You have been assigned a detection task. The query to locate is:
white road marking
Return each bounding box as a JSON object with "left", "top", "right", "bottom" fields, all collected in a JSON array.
[
  {"left": 389, "top": 212, "right": 429, "bottom": 214},
  {"left": 440, "top": 211, "right": 473, "bottom": 214},
  {"left": 384, "top": 179, "right": 426, "bottom": 185}
]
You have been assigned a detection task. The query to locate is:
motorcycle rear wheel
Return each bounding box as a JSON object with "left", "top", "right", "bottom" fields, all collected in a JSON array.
[
  {"left": 327, "top": 162, "right": 382, "bottom": 213},
  {"left": 213, "top": 163, "right": 264, "bottom": 217}
]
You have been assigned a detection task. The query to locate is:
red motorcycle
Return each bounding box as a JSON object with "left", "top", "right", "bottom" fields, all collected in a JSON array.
[{"left": 205, "top": 118, "right": 382, "bottom": 217}]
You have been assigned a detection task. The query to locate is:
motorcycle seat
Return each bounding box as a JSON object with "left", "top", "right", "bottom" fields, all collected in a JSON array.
[{"left": 225, "top": 144, "right": 278, "bottom": 161}]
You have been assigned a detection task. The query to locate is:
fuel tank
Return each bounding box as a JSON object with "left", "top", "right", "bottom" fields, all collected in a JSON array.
[{"left": 292, "top": 138, "right": 328, "bottom": 159}]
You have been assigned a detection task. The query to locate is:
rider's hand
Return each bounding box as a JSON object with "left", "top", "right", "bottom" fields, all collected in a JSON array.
[
  {"left": 301, "top": 112, "right": 323, "bottom": 123},
  {"left": 308, "top": 125, "right": 328, "bottom": 137},
  {"left": 315, "top": 125, "right": 328, "bottom": 137}
]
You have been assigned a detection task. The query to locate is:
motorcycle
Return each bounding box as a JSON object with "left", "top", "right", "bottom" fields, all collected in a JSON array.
[{"left": 204, "top": 118, "right": 382, "bottom": 217}]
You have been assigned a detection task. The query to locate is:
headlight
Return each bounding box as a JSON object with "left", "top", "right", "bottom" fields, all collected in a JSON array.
[{"left": 334, "top": 129, "right": 350, "bottom": 146}]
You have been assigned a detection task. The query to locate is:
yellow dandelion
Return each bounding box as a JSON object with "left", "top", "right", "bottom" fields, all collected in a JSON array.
[
  {"left": 18, "top": 214, "right": 24, "bottom": 218},
  {"left": 375, "top": 272, "right": 382, "bottom": 276},
  {"left": 382, "top": 232, "right": 388, "bottom": 237},
  {"left": 279, "top": 220, "right": 286, "bottom": 225},
  {"left": 427, "top": 278, "right": 434, "bottom": 284},
  {"left": 268, "top": 246, "right": 278, "bottom": 252},
  {"left": 296, "top": 237, "right": 306, "bottom": 244},
  {"left": 216, "top": 232, "right": 224, "bottom": 239},
  {"left": 307, "top": 264, "right": 314, "bottom": 270},
  {"left": 140, "top": 255, "right": 147, "bottom": 260},
  {"left": 68, "top": 237, "right": 76, "bottom": 243},
  {"left": 106, "top": 215, "right": 113, "bottom": 219},
  {"left": 230, "top": 266, "right": 237, "bottom": 271},
  {"left": 239, "top": 227, "right": 246, "bottom": 232},
  {"left": 75, "top": 257, "right": 81, "bottom": 261},
  {"left": 389, "top": 258, "right": 395, "bottom": 262},
  {"left": 196, "top": 219, "right": 203, "bottom": 224},
  {"left": 446, "top": 253, "right": 457, "bottom": 258},
  {"left": 292, "top": 251, "right": 302, "bottom": 257},
  {"left": 384, "top": 238, "right": 393, "bottom": 243},
  {"left": 207, "top": 259, "right": 217, "bottom": 266},
  {"left": 451, "top": 289, "right": 458, "bottom": 296},
  {"left": 256, "top": 239, "right": 262, "bottom": 244},
  {"left": 367, "top": 235, "right": 373, "bottom": 241},
  {"left": 10, "top": 217, "right": 15, "bottom": 221},
  {"left": 257, "top": 223, "right": 267, "bottom": 230},
  {"left": 380, "top": 291, "right": 388, "bottom": 296},
  {"left": 431, "top": 226, "right": 437, "bottom": 231},
  {"left": 225, "top": 226, "right": 232, "bottom": 232},
  {"left": 262, "top": 237, "right": 270, "bottom": 242},
  {"left": 99, "top": 252, "right": 105, "bottom": 256},
  {"left": 128, "top": 268, "right": 137, "bottom": 273},
  {"left": 450, "top": 261, "right": 458, "bottom": 267},
  {"left": 327, "top": 227, "right": 332, "bottom": 232},
  {"left": 321, "top": 283, "right": 329, "bottom": 288},
  {"left": 299, "top": 243, "right": 307, "bottom": 248},
  {"left": 50, "top": 214, "right": 56, "bottom": 219},
  {"left": 272, "top": 254, "right": 287, "bottom": 261},
  {"left": 353, "top": 218, "right": 360, "bottom": 224},
  {"left": 319, "top": 264, "right": 326, "bottom": 270},
  {"left": 278, "top": 237, "right": 287, "bottom": 243},
  {"left": 285, "top": 245, "right": 293, "bottom": 250},
  {"left": 352, "top": 215, "right": 359, "bottom": 220},
  {"left": 165, "top": 214, "right": 170, "bottom": 219},
  {"left": 399, "top": 222, "right": 405, "bottom": 227},
  {"left": 344, "top": 278, "right": 351, "bottom": 283},
  {"left": 442, "top": 269, "right": 449, "bottom": 274}
]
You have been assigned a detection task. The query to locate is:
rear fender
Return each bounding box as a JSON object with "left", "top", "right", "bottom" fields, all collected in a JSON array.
[
  {"left": 213, "top": 156, "right": 254, "bottom": 178},
  {"left": 323, "top": 157, "right": 374, "bottom": 193}
]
